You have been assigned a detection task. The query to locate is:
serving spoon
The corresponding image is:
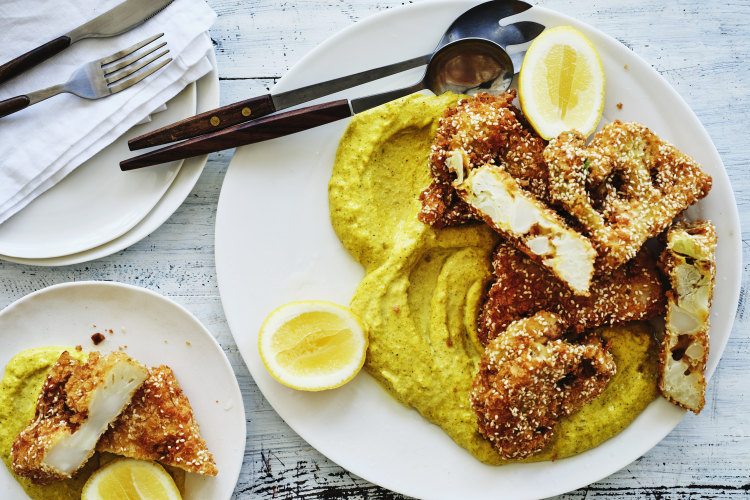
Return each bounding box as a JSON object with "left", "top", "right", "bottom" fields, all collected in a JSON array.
[
  {"left": 121, "top": 37, "right": 516, "bottom": 170},
  {"left": 127, "top": 0, "right": 541, "bottom": 150}
]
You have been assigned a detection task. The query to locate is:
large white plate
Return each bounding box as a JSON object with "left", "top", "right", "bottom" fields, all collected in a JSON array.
[
  {"left": 0, "top": 53, "right": 219, "bottom": 267},
  {"left": 0, "top": 281, "right": 245, "bottom": 500},
  {"left": 215, "top": 2, "right": 742, "bottom": 499},
  {"left": 0, "top": 81, "right": 196, "bottom": 259}
]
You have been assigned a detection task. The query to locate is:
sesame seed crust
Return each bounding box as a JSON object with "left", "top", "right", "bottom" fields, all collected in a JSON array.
[
  {"left": 96, "top": 365, "right": 218, "bottom": 476},
  {"left": 478, "top": 242, "right": 666, "bottom": 344},
  {"left": 10, "top": 351, "right": 147, "bottom": 485},
  {"left": 657, "top": 220, "right": 717, "bottom": 414},
  {"left": 469, "top": 312, "right": 616, "bottom": 460},
  {"left": 418, "top": 90, "right": 549, "bottom": 229},
  {"left": 544, "top": 121, "right": 713, "bottom": 272}
]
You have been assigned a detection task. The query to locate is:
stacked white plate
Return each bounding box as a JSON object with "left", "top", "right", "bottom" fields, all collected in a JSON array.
[{"left": 0, "top": 53, "right": 219, "bottom": 266}]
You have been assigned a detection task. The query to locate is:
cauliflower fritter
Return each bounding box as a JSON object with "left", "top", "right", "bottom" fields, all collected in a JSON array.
[
  {"left": 97, "top": 365, "right": 218, "bottom": 476},
  {"left": 544, "top": 121, "right": 712, "bottom": 272},
  {"left": 419, "top": 92, "right": 597, "bottom": 295},
  {"left": 470, "top": 312, "right": 616, "bottom": 460},
  {"left": 418, "top": 91, "right": 548, "bottom": 228},
  {"left": 11, "top": 351, "right": 147, "bottom": 484},
  {"left": 658, "top": 220, "right": 716, "bottom": 414},
  {"left": 478, "top": 242, "right": 666, "bottom": 344}
]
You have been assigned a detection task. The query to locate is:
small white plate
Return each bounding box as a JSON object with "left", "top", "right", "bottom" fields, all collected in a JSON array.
[
  {"left": 0, "top": 281, "right": 245, "bottom": 500},
  {"left": 0, "top": 53, "right": 219, "bottom": 267},
  {"left": 0, "top": 82, "right": 196, "bottom": 259},
  {"left": 215, "top": 2, "right": 741, "bottom": 499}
]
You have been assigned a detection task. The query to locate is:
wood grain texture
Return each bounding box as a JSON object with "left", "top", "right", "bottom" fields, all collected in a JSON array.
[
  {"left": 121, "top": 99, "right": 352, "bottom": 170},
  {"left": 128, "top": 93, "right": 277, "bottom": 150},
  {"left": 0, "top": 0, "right": 748, "bottom": 498},
  {"left": 0, "top": 35, "right": 71, "bottom": 85},
  {"left": 0, "top": 95, "right": 30, "bottom": 118}
]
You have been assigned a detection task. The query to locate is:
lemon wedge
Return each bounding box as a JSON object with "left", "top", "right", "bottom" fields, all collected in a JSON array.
[
  {"left": 81, "top": 459, "right": 182, "bottom": 500},
  {"left": 258, "top": 300, "right": 368, "bottom": 391},
  {"left": 519, "top": 25, "right": 605, "bottom": 140}
]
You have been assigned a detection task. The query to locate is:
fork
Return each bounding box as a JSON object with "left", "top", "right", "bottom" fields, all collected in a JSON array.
[{"left": 0, "top": 33, "right": 171, "bottom": 119}]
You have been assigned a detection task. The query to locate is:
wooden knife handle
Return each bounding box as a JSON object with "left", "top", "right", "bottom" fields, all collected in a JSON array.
[
  {"left": 121, "top": 99, "right": 353, "bottom": 171},
  {"left": 128, "top": 94, "right": 277, "bottom": 150},
  {"left": 0, "top": 36, "right": 71, "bottom": 85},
  {"left": 0, "top": 95, "right": 30, "bottom": 118}
]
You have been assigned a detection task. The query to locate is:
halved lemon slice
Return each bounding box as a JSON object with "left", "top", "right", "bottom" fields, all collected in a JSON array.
[
  {"left": 258, "top": 300, "right": 368, "bottom": 391},
  {"left": 81, "top": 459, "right": 181, "bottom": 500},
  {"left": 519, "top": 25, "right": 605, "bottom": 140}
]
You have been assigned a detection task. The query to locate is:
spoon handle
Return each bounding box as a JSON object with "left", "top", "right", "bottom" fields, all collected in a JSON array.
[{"left": 349, "top": 82, "right": 427, "bottom": 114}]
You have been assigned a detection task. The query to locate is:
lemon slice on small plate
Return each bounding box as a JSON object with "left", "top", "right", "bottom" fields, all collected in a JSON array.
[
  {"left": 82, "top": 459, "right": 181, "bottom": 500},
  {"left": 258, "top": 301, "right": 368, "bottom": 391},
  {"left": 519, "top": 25, "right": 605, "bottom": 140}
]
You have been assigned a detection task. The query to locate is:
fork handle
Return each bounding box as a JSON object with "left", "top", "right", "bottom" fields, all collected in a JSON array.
[
  {"left": 0, "top": 95, "right": 30, "bottom": 118},
  {"left": 128, "top": 95, "right": 277, "bottom": 150},
  {"left": 0, "top": 36, "right": 71, "bottom": 85}
]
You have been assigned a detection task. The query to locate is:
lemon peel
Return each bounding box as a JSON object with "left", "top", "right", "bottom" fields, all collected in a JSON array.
[
  {"left": 258, "top": 300, "right": 368, "bottom": 391},
  {"left": 519, "top": 25, "right": 605, "bottom": 140}
]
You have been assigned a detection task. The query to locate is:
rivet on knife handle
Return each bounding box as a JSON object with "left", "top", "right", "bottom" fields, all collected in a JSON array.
[
  {"left": 121, "top": 99, "right": 353, "bottom": 170},
  {"left": 128, "top": 94, "right": 277, "bottom": 150},
  {"left": 0, "top": 36, "right": 72, "bottom": 85}
]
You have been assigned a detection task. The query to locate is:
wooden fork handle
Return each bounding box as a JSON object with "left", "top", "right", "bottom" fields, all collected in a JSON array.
[
  {"left": 0, "top": 36, "right": 71, "bottom": 85},
  {"left": 121, "top": 99, "right": 353, "bottom": 171},
  {"left": 0, "top": 95, "right": 30, "bottom": 118},
  {"left": 128, "top": 94, "right": 277, "bottom": 150}
]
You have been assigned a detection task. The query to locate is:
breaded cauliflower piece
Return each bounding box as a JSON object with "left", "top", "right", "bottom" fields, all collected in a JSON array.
[
  {"left": 658, "top": 220, "right": 716, "bottom": 413},
  {"left": 11, "top": 351, "right": 147, "bottom": 484},
  {"left": 544, "top": 121, "right": 712, "bottom": 272},
  {"left": 478, "top": 242, "right": 666, "bottom": 343},
  {"left": 419, "top": 91, "right": 548, "bottom": 228},
  {"left": 469, "top": 312, "right": 615, "bottom": 459},
  {"left": 97, "top": 365, "right": 218, "bottom": 476}
]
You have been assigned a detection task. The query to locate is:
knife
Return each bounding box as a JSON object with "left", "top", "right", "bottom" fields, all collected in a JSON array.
[
  {"left": 120, "top": 47, "right": 531, "bottom": 171},
  {"left": 127, "top": 16, "right": 544, "bottom": 150},
  {"left": 0, "top": 0, "right": 174, "bottom": 85}
]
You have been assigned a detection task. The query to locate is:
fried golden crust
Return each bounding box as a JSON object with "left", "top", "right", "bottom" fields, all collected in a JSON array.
[
  {"left": 478, "top": 242, "right": 667, "bottom": 344},
  {"left": 418, "top": 91, "right": 548, "bottom": 228},
  {"left": 11, "top": 351, "right": 79, "bottom": 484},
  {"left": 544, "top": 121, "right": 712, "bottom": 272},
  {"left": 469, "top": 312, "right": 616, "bottom": 460},
  {"left": 11, "top": 352, "right": 146, "bottom": 485},
  {"left": 96, "top": 366, "right": 218, "bottom": 476},
  {"left": 658, "top": 220, "right": 716, "bottom": 414}
]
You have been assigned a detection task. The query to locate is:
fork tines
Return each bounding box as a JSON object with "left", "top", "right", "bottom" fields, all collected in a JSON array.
[{"left": 101, "top": 34, "right": 172, "bottom": 93}]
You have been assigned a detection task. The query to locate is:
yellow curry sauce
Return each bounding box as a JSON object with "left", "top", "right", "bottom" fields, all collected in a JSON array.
[
  {"left": 328, "top": 92, "right": 659, "bottom": 465},
  {"left": 0, "top": 347, "right": 185, "bottom": 499}
]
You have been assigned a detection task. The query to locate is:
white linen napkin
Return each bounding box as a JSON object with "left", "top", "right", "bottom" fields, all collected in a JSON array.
[{"left": 0, "top": 0, "right": 217, "bottom": 225}]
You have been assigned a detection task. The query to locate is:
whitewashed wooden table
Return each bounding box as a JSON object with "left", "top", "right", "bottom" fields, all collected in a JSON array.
[{"left": 1, "top": 0, "right": 748, "bottom": 498}]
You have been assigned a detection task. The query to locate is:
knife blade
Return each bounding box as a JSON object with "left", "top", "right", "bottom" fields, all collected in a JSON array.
[{"left": 0, "top": 0, "right": 174, "bottom": 85}]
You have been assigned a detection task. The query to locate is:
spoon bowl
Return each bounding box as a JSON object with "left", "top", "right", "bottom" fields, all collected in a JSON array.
[
  {"left": 351, "top": 37, "right": 515, "bottom": 113},
  {"left": 426, "top": 38, "right": 514, "bottom": 96}
]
